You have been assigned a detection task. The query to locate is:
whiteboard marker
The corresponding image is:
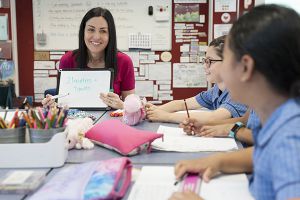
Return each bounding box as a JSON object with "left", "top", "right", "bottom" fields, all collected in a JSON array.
[{"left": 51, "top": 93, "right": 70, "bottom": 100}]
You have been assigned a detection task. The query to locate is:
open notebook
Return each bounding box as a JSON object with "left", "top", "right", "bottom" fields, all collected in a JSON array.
[
  {"left": 128, "top": 166, "right": 254, "bottom": 200},
  {"left": 152, "top": 125, "right": 238, "bottom": 152}
]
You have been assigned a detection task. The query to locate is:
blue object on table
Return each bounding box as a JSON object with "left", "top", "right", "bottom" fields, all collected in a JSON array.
[{"left": 44, "top": 88, "right": 57, "bottom": 97}]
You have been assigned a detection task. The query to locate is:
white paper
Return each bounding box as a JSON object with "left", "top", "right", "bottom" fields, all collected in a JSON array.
[
  {"left": 173, "top": 63, "right": 207, "bottom": 88},
  {"left": 139, "top": 64, "right": 146, "bottom": 76},
  {"left": 148, "top": 62, "right": 171, "bottom": 81},
  {"left": 49, "top": 54, "right": 63, "bottom": 60},
  {"left": 180, "top": 56, "right": 190, "bottom": 63},
  {"left": 124, "top": 52, "right": 140, "bottom": 68},
  {"left": 159, "top": 84, "right": 171, "bottom": 90},
  {"left": 34, "top": 61, "right": 55, "bottom": 70},
  {"left": 215, "top": 0, "right": 237, "bottom": 12},
  {"left": 214, "top": 24, "right": 232, "bottom": 39},
  {"left": 0, "top": 15, "right": 8, "bottom": 40},
  {"left": 153, "top": 84, "right": 158, "bottom": 99},
  {"left": 128, "top": 166, "right": 179, "bottom": 200},
  {"left": 129, "top": 33, "right": 151, "bottom": 49},
  {"left": 128, "top": 166, "right": 254, "bottom": 200},
  {"left": 180, "top": 44, "right": 190, "bottom": 52},
  {"left": 135, "top": 81, "right": 154, "bottom": 97},
  {"left": 152, "top": 126, "right": 238, "bottom": 152},
  {"left": 200, "top": 14, "right": 205, "bottom": 23}
]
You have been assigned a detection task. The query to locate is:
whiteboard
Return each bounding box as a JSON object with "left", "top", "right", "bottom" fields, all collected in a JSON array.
[
  {"left": 32, "top": 0, "right": 172, "bottom": 51},
  {"left": 57, "top": 70, "right": 111, "bottom": 110}
]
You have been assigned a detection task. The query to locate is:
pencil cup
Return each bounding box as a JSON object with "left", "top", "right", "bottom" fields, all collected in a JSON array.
[
  {"left": 0, "top": 127, "right": 26, "bottom": 143},
  {"left": 29, "top": 127, "right": 65, "bottom": 143}
]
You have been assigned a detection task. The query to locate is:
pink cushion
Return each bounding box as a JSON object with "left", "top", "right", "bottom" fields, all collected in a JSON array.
[{"left": 85, "top": 119, "right": 163, "bottom": 156}]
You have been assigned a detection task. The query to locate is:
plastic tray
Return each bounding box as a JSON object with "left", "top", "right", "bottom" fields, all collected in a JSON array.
[{"left": 0, "top": 132, "right": 68, "bottom": 168}]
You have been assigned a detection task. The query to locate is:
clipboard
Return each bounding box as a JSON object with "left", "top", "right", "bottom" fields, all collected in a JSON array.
[{"left": 57, "top": 69, "right": 113, "bottom": 110}]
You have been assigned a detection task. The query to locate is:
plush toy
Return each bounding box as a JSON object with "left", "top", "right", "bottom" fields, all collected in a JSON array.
[
  {"left": 123, "top": 94, "right": 146, "bottom": 126},
  {"left": 65, "top": 117, "right": 94, "bottom": 150}
]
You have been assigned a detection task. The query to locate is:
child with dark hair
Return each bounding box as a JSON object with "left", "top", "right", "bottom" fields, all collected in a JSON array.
[
  {"left": 42, "top": 7, "right": 135, "bottom": 109},
  {"left": 146, "top": 35, "right": 247, "bottom": 124},
  {"left": 173, "top": 4, "right": 300, "bottom": 200}
]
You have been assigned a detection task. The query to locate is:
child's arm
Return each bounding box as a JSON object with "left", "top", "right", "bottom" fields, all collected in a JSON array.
[{"left": 175, "top": 147, "right": 253, "bottom": 183}]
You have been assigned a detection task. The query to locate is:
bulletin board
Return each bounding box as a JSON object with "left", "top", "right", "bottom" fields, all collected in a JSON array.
[{"left": 32, "top": 0, "right": 172, "bottom": 51}]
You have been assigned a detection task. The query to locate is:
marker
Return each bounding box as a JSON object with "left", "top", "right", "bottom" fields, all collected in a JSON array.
[{"left": 51, "top": 93, "right": 70, "bottom": 100}]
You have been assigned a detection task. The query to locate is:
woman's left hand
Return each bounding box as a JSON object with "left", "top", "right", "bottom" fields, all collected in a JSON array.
[{"left": 100, "top": 92, "right": 123, "bottom": 109}]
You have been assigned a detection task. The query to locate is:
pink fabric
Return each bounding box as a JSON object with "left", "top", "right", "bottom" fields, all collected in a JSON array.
[
  {"left": 85, "top": 119, "right": 163, "bottom": 156},
  {"left": 123, "top": 94, "right": 146, "bottom": 126},
  {"left": 59, "top": 51, "right": 135, "bottom": 96}
]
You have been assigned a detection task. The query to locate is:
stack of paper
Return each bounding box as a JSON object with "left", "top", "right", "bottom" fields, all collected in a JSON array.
[
  {"left": 152, "top": 125, "right": 238, "bottom": 152},
  {"left": 128, "top": 166, "right": 254, "bottom": 200}
]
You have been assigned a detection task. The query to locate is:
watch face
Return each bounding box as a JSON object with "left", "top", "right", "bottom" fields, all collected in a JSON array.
[{"left": 231, "top": 124, "right": 240, "bottom": 133}]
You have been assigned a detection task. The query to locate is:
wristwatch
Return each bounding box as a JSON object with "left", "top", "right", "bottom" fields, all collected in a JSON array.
[{"left": 228, "top": 122, "right": 245, "bottom": 140}]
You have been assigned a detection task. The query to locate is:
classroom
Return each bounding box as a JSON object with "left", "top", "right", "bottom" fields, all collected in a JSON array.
[{"left": 1, "top": 0, "right": 300, "bottom": 199}]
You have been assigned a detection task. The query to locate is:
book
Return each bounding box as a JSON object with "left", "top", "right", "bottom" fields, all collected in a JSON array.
[
  {"left": 152, "top": 125, "right": 238, "bottom": 152},
  {"left": 128, "top": 166, "right": 254, "bottom": 200}
]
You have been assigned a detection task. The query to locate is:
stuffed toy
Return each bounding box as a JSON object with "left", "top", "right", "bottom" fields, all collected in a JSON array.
[
  {"left": 65, "top": 117, "right": 94, "bottom": 150},
  {"left": 123, "top": 94, "right": 146, "bottom": 126}
]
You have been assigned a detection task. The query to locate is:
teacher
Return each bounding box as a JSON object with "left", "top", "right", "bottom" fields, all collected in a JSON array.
[{"left": 42, "top": 7, "right": 135, "bottom": 109}]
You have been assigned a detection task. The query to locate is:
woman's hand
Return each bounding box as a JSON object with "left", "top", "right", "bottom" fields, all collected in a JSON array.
[
  {"left": 100, "top": 92, "right": 123, "bottom": 109},
  {"left": 174, "top": 155, "right": 222, "bottom": 183},
  {"left": 41, "top": 94, "right": 57, "bottom": 108},
  {"left": 197, "top": 123, "right": 234, "bottom": 137},
  {"left": 169, "top": 191, "right": 203, "bottom": 200}
]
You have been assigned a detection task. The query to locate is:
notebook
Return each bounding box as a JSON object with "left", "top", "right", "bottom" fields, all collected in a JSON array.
[
  {"left": 152, "top": 125, "right": 238, "bottom": 152},
  {"left": 128, "top": 166, "right": 254, "bottom": 200}
]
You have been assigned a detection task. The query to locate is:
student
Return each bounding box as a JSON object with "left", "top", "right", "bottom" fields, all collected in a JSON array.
[
  {"left": 180, "top": 109, "right": 259, "bottom": 145},
  {"left": 170, "top": 4, "right": 300, "bottom": 200},
  {"left": 42, "top": 7, "right": 135, "bottom": 109},
  {"left": 146, "top": 35, "right": 247, "bottom": 124}
]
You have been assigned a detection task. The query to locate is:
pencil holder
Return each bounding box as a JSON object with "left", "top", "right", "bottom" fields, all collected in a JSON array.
[
  {"left": 0, "top": 127, "right": 26, "bottom": 143},
  {"left": 29, "top": 127, "right": 65, "bottom": 143}
]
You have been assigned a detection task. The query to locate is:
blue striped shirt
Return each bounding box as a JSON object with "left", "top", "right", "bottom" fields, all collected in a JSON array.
[
  {"left": 195, "top": 84, "right": 247, "bottom": 117},
  {"left": 247, "top": 109, "right": 261, "bottom": 130},
  {"left": 250, "top": 98, "right": 300, "bottom": 200}
]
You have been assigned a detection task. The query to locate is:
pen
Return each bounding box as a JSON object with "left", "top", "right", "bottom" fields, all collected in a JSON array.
[
  {"left": 51, "top": 93, "right": 70, "bottom": 100},
  {"left": 183, "top": 99, "right": 190, "bottom": 118},
  {"left": 174, "top": 173, "right": 187, "bottom": 186}
]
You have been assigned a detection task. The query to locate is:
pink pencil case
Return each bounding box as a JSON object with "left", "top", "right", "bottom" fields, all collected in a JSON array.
[
  {"left": 180, "top": 173, "right": 202, "bottom": 193},
  {"left": 85, "top": 119, "right": 163, "bottom": 156},
  {"left": 29, "top": 157, "right": 132, "bottom": 200}
]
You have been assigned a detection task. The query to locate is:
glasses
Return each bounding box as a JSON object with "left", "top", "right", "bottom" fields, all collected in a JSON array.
[{"left": 201, "top": 58, "right": 222, "bottom": 67}]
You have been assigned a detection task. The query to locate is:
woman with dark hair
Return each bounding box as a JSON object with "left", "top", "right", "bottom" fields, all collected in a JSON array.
[
  {"left": 42, "top": 7, "right": 135, "bottom": 109},
  {"left": 172, "top": 4, "right": 300, "bottom": 200},
  {"left": 146, "top": 35, "right": 247, "bottom": 124}
]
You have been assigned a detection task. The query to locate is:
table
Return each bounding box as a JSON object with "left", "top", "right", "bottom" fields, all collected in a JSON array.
[{"left": 1, "top": 110, "right": 241, "bottom": 199}]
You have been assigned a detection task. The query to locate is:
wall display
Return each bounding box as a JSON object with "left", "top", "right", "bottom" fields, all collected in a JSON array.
[{"left": 16, "top": 0, "right": 255, "bottom": 103}]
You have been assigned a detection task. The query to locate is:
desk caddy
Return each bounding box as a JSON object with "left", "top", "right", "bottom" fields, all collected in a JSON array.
[{"left": 0, "top": 132, "right": 68, "bottom": 168}]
